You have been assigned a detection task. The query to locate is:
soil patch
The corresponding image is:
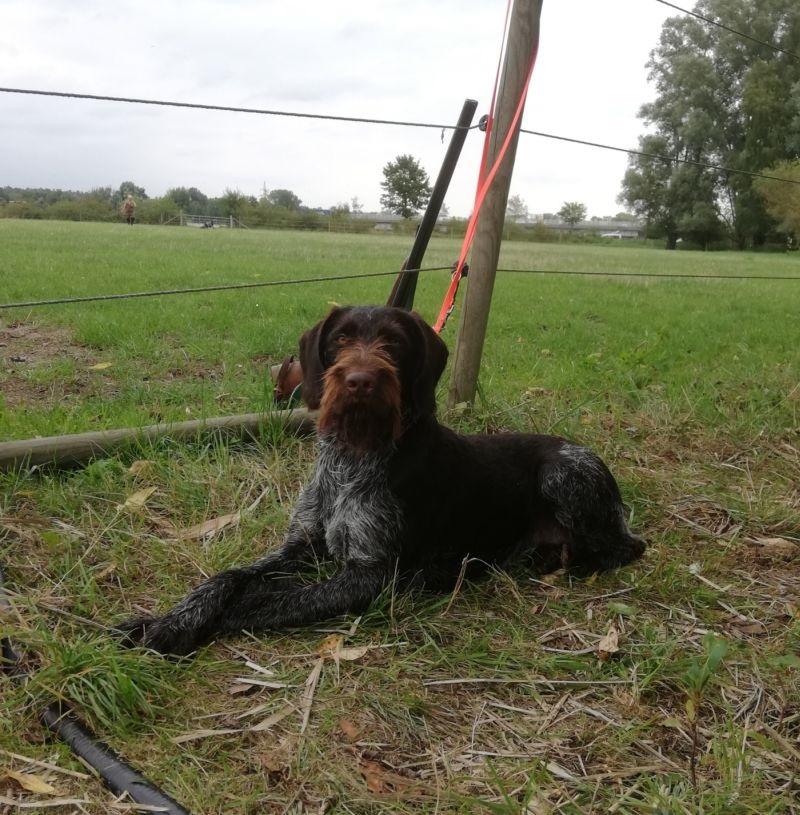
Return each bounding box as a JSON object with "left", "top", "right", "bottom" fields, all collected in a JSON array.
[{"left": 0, "top": 320, "right": 105, "bottom": 408}]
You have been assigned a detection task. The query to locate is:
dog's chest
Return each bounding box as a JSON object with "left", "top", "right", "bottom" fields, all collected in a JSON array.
[{"left": 309, "top": 446, "right": 401, "bottom": 562}]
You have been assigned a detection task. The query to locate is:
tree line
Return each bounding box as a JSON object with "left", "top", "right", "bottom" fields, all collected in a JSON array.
[
  {"left": 0, "top": 181, "right": 341, "bottom": 227},
  {"left": 619, "top": 0, "right": 800, "bottom": 250},
  {"left": 0, "top": 156, "right": 434, "bottom": 228}
]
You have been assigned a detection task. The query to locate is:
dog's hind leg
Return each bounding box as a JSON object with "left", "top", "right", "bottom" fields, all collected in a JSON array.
[{"left": 539, "top": 444, "right": 646, "bottom": 576}]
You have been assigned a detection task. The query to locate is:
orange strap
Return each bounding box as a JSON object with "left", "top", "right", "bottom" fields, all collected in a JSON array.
[{"left": 433, "top": 33, "right": 540, "bottom": 334}]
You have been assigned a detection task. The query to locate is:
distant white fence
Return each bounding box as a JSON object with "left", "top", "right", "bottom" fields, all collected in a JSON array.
[{"left": 179, "top": 213, "right": 246, "bottom": 229}]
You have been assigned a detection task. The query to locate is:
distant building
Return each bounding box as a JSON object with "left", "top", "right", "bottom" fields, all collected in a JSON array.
[
  {"left": 354, "top": 211, "right": 426, "bottom": 232},
  {"left": 364, "top": 212, "right": 403, "bottom": 230},
  {"left": 526, "top": 214, "right": 643, "bottom": 238}
]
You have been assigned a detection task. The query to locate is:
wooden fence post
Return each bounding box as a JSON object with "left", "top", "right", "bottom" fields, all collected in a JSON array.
[{"left": 447, "top": 0, "right": 543, "bottom": 407}]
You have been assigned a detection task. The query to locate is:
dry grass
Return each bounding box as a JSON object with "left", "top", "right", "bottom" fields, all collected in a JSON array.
[
  {"left": 1, "top": 223, "right": 799, "bottom": 812},
  {"left": 1, "top": 421, "right": 798, "bottom": 814}
]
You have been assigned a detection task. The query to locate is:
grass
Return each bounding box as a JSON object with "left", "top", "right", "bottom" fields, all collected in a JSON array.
[{"left": 1, "top": 219, "right": 799, "bottom": 813}]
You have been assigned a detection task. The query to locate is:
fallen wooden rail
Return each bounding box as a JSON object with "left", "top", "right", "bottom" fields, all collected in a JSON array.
[{"left": 0, "top": 408, "right": 317, "bottom": 472}]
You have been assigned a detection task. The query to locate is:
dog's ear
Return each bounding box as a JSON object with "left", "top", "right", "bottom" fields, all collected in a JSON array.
[
  {"left": 406, "top": 311, "right": 449, "bottom": 418},
  {"left": 298, "top": 308, "right": 344, "bottom": 408}
]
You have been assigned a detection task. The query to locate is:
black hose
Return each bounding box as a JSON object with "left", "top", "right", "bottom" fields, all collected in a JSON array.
[
  {"left": 41, "top": 702, "right": 191, "bottom": 815},
  {"left": 0, "top": 564, "right": 22, "bottom": 676},
  {"left": 1, "top": 563, "right": 192, "bottom": 814}
]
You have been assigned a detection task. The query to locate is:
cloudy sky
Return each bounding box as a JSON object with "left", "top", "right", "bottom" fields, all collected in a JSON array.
[{"left": 0, "top": 1, "right": 675, "bottom": 217}]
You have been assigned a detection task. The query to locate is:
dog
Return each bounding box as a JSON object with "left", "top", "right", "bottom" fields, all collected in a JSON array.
[
  {"left": 119, "top": 306, "right": 645, "bottom": 655},
  {"left": 271, "top": 354, "right": 304, "bottom": 405}
]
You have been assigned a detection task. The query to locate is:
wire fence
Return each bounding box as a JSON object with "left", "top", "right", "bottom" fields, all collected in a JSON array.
[
  {"left": 3, "top": 264, "right": 798, "bottom": 313},
  {"left": 0, "top": 268, "right": 451, "bottom": 310},
  {"left": 0, "top": 87, "right": 478, "bottom": 133},
  {"left": 2, "top": 84, "right": 798, "bottom": 189},
  {"left": 1, "top": 0, "right": 799, "bottom": 318},
  {"left": 518, "top": 129, "right": 800, "bottom": 186}
]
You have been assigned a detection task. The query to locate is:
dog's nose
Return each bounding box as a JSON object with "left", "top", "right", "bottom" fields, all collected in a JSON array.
[{"left": 345, "top": 371, "right": 375, "bottom": 397}]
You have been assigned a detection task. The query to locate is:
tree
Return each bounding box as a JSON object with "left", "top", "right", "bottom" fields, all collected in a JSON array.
[
  {"left": 506, "top": 194, "right": 529, "bottom": 222},
  {"left": 754, "top": 160, "right": 800, "bottom": 237},
  {"left": 90, "top": 186, "right": 114, "bottom": 203},
  {"left": 267, "top": 189, "right": 302, "bottom": 210},
  {"left": 135, "top": 196, "right": 181, "bottom": 225},
  {"left": 114, "top": 181, "right": 147, "bottom": 206},
  {"left": 221, "top": 188, "right": 247, "bottom": 218},
  {"left": 330, "top": 202, "right": 351, "bottom": 222},
  {"left": 350, "top": 196, "right": 364, "bottom": 214},
  {"left": 380, "top": 154, "right": 431, "bottom": 218},
  {"left": 558, "top": 201, "right": 587, "bottom": 230},
  {"left": 620, "top": 0, "right": 800, "bottom": 248},
  {"left": 674, "top": 167, "right": 726, "bottom": 248},
  {"left": 620, "top": 135, "right": 684, "bottom": 249},
  {"left": 166, "top": 186, "right": 208, "bottom": 214}
]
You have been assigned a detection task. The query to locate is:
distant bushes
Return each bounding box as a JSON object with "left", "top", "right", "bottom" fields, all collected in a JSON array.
[
  {"left": 0, "top": 199, "right": 656, "bottom": 246},
  {"left": 0, "top": 194, "right": 180, "bottom": 224},
  {"left": 2, "top": 184, "right": 658, "bottom": 246}
]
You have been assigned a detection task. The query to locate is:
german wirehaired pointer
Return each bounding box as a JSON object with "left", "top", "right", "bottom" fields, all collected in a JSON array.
[{"left": 120, "top": 306, "right": 645, "bottom": 655}]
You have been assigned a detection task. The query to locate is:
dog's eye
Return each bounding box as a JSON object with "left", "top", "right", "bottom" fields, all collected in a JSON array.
[{"left": 334, "top": 333, "right": 349, "bottom": 345}]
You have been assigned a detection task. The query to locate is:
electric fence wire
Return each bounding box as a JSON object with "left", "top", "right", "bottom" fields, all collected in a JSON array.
[
  {"left": 2, "top": 87, "right": 797, "bottom": 188},
  {"left": 0, "top": 86, "right": 478, "bottom": 132},
  {"left": 2, "top": 265, "right": 798, "bottom": 312},
  {"left": 0, "top": 267, "right": 453, "bottom": 310},
  {"left": 519, "top": 128, "right": 800, "bottom": 186}
]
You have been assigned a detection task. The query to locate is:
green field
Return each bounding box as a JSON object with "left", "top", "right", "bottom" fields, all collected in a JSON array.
[
  {"left": 2, "top": 220, "right": 799, "bottom": 441},
  {"left": 1, "top": 220, "right": 799, "bottom": 813}
]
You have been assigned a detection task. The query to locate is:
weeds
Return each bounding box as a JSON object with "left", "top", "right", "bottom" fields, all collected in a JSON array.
[
  {"left": 1, "top": 224, "right": 798, "bottom": 812},
  {"left": 681, "top": 634, "right": 729, "bottom": 788}
]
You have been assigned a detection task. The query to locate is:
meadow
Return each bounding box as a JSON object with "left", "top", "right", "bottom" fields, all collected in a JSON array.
[{"left": 1, "top": 219, "right": 798, "bottom": 813}]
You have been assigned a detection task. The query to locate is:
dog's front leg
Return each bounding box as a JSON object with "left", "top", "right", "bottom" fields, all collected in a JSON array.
[
  {"left": 214, "top": 558, "right": 391, "bottom": 634},
  {"left": 118, "top": 485, "right": 328, "bottom": 656},
  {"left": 122, "top": 556, "right": 387, "bottom": 655}
]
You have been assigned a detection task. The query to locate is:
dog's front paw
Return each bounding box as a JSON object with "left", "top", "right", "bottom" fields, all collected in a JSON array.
[
  {"left": 114, "top": 614, "right": 157, "bottom": 647},
  {"left": 115, "top": 614, "right": 202, "bottom": 657}
]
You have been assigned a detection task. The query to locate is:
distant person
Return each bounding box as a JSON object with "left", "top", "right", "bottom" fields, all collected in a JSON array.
[{"left": 121, "top": 194, "right": 136, "bottom": 225}]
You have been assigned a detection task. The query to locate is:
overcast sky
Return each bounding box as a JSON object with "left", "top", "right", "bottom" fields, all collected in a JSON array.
[{"left": 0, "top": 1, "right": 675, "bottom": 217}]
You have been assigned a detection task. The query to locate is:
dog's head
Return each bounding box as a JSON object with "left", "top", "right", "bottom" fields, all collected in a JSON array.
[{"left": 299, "top": 306, "right": 448, "bottom": 451}]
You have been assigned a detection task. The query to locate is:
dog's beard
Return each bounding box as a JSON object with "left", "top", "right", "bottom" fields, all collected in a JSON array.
[
  {"left": 318, "top": 377, "right": 402, "bottom": 453},
  {"left": 318, "top": 396, "right": 401, "bottom": 452},
  {"left": 316, "top": 343, "right": 403, "bottom": 453}
]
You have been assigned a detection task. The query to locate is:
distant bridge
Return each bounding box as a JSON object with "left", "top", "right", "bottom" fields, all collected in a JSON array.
[{"left": 518, "top": 217, "right": 644, "bottom": 238}]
